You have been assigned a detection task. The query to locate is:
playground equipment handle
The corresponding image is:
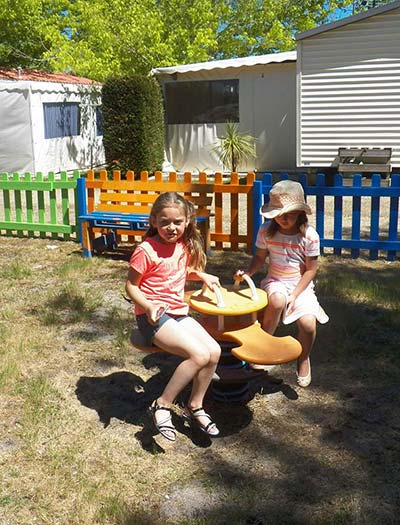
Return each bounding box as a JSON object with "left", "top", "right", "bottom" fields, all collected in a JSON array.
[
  {"left": 233, "top": 274, "right": 259, "bottom": 301},
  {"left": 201, "top": 275, "right": 259, "bottom": 308},
  {"left": 201, "top": 283, "right": 226, "bottom": 308}
]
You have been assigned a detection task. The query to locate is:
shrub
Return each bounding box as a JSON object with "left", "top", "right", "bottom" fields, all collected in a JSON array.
[
  {"left": 102, "top": 76, "right": 164, "bottom": 175},
  {"left": 212, "top": 122, "right": 256, "bottom": 173}
]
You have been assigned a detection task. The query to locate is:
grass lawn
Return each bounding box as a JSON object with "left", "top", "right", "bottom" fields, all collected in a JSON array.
[{"left": 1, "top": 236, "right": 399, "bottom": 525}]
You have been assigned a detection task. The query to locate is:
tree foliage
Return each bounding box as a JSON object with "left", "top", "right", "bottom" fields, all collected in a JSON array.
[
  {"left": 102, "top": 76, "right": 164, "bottom": 174},
  {"left": 0, "top": 0, "right": 354, "bottom": 80}
]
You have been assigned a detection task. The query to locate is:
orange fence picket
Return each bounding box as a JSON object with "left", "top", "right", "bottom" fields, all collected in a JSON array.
[{"left": 84, "top": 169, "right": 256, "bottom": 252}]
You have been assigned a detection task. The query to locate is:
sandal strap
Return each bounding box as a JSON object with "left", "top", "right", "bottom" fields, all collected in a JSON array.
[
  {"left": 149, "top": 401, "right": 176, "bottom": 439},
  {"left": 155, "top": 414, "right": 174, "bottom": 428},
  {"left": 203, "top": 421, "right": 217, "bottom": 433},
  {"left": 158, "top": 424, "right": 176, "bottom": 434},
  {"left": 190, "top": 407, "right": 211, "bottom": 420},
  {"left": 185, "top": 406, "right": 219, "bottom": 435}
]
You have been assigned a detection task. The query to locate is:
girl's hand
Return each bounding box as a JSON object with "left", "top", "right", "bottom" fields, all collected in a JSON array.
[
  {"left": 145, "top": 303, "right": 169, "bottom": 325},
  {"left": 286, "top": 294, "right": 296, "bottom": 315},
  {"left": 234, "top": 269, "right": 245, "bottom": 281},
  {"left": 202, "top": 273, "right": 220, "bottom": 291}
]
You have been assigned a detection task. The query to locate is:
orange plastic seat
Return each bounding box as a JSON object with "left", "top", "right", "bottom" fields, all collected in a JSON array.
[
  {"left": 223, "top": 323, "right": 302, "bottom": 365},
  {"left": 129, "top": 328, "right": 263, "bottom": 384}
]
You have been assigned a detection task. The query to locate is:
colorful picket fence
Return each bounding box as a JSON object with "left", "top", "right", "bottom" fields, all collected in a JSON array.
[
  {"left": 253, "top": 172, "right": 400, "bottom": 261},
  {"left": 84, "top": 170, "right": 256, "bottom": 252},
  {"left": 1, "top": 170, "right": 400, "bottom": 261},
  {"left": 0, "top": 171, "right": 79, "bottom": 239}
]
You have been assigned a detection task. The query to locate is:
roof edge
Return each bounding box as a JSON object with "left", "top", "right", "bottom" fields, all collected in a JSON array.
[
  {"left": 151, "top": 50, "right": 296, "bottom": 77},
  {"left": 296, "top": 0, "right": 400, "bottom": 40},
  {"left": 0, "top": 67, "right": 102, "bottom": 85}
]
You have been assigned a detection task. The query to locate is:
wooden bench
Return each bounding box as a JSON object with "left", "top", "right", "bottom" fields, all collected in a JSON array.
[
  {"left": 338, "top": 147, "right": 392, "bottom": 177},
  {"left": 77, "top": 172, "right": 213, "bottom": 258}
]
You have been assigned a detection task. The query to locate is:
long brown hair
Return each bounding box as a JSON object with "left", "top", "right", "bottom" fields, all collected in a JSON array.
[
  {"left": 265, "top": 211, "right": 309, "bottom": 238},
  {"left": 145, "top": 192, "right": 206, "bottom": 270}
]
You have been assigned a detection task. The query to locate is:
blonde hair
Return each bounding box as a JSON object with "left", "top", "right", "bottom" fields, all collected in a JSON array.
[
  {"left": 265, "top": 211, "right": 309, "bottom": 238},
  {"left": 145, "top": 192, "right": 206, "bottom": 270}
]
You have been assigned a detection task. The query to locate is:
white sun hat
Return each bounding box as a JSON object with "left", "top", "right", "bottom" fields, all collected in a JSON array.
[{"left": 260, "top": 180, "right": 312, "bottom": 219}]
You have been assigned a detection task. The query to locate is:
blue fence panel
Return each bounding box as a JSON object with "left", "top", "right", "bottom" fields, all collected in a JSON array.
[
  {"left": 388, "top": 174, "right": 400, "bottom": 261},
  {"left": 333, "top": 173, "right": 343, "bottom": 256},
  {"left": 351, "top": 175, "right": 362, "bottom": 259},
  {"left": 254, "top": 172, "right": 400, "bottom": 260}
]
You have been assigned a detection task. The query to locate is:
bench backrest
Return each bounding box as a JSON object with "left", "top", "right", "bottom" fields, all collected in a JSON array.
[{"left": 95, "top": 179, "right": 214, "bottom": 218}]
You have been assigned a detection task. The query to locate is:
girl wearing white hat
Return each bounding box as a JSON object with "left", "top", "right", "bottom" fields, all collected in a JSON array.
[{"left": 235, "top": 180, "right": 329, "bottom": 387}]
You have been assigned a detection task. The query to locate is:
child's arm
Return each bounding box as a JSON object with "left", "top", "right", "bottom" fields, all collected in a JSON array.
[
  {"left": 234, "top": 247, "right": 268, "bottom": 280},
  {"left": 187, "top": 269, "right": 220, "bottom": 290},
  {"left": 287, "top": 256, "right": 318, "bottom": 313},
  {"left": 125, "top": 267, "right": 166, "bottom": 324}
]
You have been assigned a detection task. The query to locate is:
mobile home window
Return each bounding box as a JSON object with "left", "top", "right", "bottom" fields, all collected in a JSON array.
[
  {"left": 165, "top": 79, "right": 239, "bottom": 124},
  {"left": 96, "top": 106, "right": 103, "bottom": 136},
  {"left": 43, "top": 102, "right": 81, "bottom": 139}
]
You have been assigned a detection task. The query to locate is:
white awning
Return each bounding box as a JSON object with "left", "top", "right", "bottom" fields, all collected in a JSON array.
[{"left": 151, "top": 50, "right": 296, "bottom": 76}]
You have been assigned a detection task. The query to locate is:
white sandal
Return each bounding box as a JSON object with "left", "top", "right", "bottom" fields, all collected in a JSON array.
[
  {"left": 183, "top": 406, "right": 220, "bottom": 437},
  {"left": 148, "top": 400, "right": 177, "bottom": 441}
]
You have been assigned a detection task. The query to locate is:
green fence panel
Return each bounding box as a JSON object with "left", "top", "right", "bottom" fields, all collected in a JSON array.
[
  {"left": 0, "top": 171, "right": 79, "bottom": 239},
  {"left": 24, "top": 173, "right": 34, "bottom": 238}
]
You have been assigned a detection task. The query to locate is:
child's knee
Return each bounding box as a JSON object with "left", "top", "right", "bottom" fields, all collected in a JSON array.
[
  {"left": 268, "top": 292, "right": 286, "bottom": 311},
  {"left": 298, "top": 316, "right": 316, "bottom": 335},
  {"left": 191, "top": 351, "right": 210, "bottom": 368},
  {"left": 192, "top": 342, "right": 220, "bottom": 367},
  {"left": 210, "top": 342, "right": 221, "bottom": 363}
]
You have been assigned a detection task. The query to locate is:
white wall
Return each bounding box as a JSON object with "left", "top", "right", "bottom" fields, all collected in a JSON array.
[
  {"left": 248, "top": 63, "right": 296, "bottom": 171},
  {"left": 0, "top": 85, "right": 34, "bottom": 173},
  {"left": 297, "top": 5, "right": 400, "bottom": 168},
  {"left": 157, "top": 61, "right": 297, "bottom": 173},
  {"left": 0, "top": 80, "right": 105, "bottom": 175}
]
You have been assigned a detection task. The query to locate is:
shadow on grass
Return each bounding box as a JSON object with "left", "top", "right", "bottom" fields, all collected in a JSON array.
[{"left": 75, "top": 352, "right": 261, "bottom": 453}]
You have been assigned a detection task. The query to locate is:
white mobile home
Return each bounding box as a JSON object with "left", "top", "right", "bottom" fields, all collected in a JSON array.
[
  {"left": 151, "top": 51, "right": 297, "bottom": 173},
  {"left": 0, "top": 68, "right": 105, "bottom": 175},
  {"left": 296, "top": 0, "right": 400, "bottom": 170}
]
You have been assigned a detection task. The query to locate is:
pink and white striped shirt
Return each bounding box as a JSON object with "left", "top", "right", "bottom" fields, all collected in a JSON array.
[
  {"left": 256, "top": 224, "right": 320, "bottom": 290},
  {"left": 255, "top": 224, "right": 329, "bottom": 325}
]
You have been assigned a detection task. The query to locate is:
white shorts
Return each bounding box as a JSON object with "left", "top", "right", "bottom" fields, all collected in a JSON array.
[{"left": 261, "top": 278, "right": 329, "bottom": 326}]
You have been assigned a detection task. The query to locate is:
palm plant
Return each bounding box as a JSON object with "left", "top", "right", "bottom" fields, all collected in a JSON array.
[{"left": 212, "top": 122, "right": 256, "bottom": 173}]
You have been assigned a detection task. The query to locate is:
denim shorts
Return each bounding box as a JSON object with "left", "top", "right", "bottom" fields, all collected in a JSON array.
[{"left": 136, "top": 312, "right": 187, "bottom": 346}]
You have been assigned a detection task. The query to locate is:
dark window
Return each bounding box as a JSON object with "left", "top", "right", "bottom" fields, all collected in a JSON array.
[
  {"left": 43, "top": 102, "right": 81, "bottom": 139},
  {"left": 165, "top": 79, "right": 239, "bottom": 124},
  {"left": 96, "top": 106, "right": 103, "bottom": 136}
]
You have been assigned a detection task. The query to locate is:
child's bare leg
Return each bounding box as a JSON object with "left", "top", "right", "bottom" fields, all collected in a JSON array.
[
  {"left": 178, "top": 317, "right": 221, "bottom": 409},
  {"left": 296, "top": 315, "right": 316, "bottom": 377},
  {"left": 153, "top": 318, "right": 219, "bottom": 408},
  {"left": 262, "top": 292, "right": 286, "bottom": 334}
]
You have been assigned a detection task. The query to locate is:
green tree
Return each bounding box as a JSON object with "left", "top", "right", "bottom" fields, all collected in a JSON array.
[
  {"left": 0, "top": 0, "right": 353, "bottom": 79},
  {"left": 0, "top": 0, "right": 69, "bottom": 69},
  {"left": 154, "top": 0, "right": 221, "bottom": 65},
  {"left": 215, "top": 0, "right": 352, "bottom": 56},
  {"left": 352, "top": 0, "right": 390, "bottom": 13}
]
